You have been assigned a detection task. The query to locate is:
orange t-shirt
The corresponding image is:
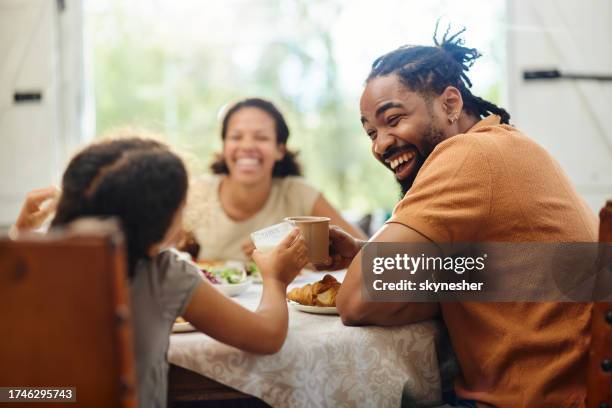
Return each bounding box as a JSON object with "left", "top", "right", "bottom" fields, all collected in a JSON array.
[{"left": 387, "top": 115, "right": 597, "bottom": 407}]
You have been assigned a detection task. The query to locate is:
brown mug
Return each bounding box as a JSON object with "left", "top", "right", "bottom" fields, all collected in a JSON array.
[{"left": 284, "top": 216, "right": 330, "bottom": 264}]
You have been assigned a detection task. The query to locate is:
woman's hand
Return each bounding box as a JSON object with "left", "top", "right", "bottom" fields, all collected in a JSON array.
[
  {"left": 241, "top": 239, "right": 256, "bottom": 260},
  {"left": 252, "top": 228, "right": 308, "bottom": 286},
  {"left": 176, "top": 230, "right": 201, "bottom": 260},
  {"left": 14, "top": 187, "right": 60, "bottom": 233},
  {"left": 314, "top": 225, "right": 364, "bottom": 271}
]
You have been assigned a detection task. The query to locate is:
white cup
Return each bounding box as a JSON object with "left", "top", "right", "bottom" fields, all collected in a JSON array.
[{"left": 250, "top": 221, "right": 295, "bottom": 252}]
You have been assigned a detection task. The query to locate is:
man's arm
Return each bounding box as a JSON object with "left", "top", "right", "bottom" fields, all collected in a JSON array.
[{"left": 336, "top": 222, "right": 440, "bottom": 326}]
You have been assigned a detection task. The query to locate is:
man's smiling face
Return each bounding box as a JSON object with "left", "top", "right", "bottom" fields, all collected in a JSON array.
[{"left": 360, "top": 74, "right": 447, "bottom": 194}]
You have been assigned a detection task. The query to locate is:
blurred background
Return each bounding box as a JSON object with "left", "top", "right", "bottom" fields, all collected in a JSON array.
[{"left": 1, "top": 0, "right": 611, "bottom": 230}]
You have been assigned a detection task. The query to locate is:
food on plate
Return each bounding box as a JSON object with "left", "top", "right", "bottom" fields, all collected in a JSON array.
[
  {"left": 245, "top": 261, "right": 261, "bottom": 280},
  {"left": 286, "top": 274, "right": 340, "bottom": 307},
  {"left": 201, "top": 269, "right": 221, "bottom": 284},
  {"left": 196, "top": 260, "right": 226, "bottom": 269},
  {"left": 196, "top": 260, "right": 247, "bottom": 285},
  {"left": 217, "top": 267, "right": 246, "bottom": 284},
  {"left": 173, "top": 316, "right": 196, "bottom": 333}
]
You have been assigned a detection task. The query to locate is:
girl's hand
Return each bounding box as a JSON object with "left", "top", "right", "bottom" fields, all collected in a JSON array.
[
  {"left": 14, "top": 186, "right": 60, "bottom": 232},
  {"left": 252, "top": 228, "right": 308, "bottom": 286}
]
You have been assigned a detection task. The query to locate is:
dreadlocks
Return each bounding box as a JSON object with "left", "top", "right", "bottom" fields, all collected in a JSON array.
[{"left": 367, "top": 22, "right": 511, "bottom": 124}]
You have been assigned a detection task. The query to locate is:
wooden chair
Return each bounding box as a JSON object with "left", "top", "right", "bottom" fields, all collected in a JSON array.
[
  {"left": 0, "top": 219, "right": 137, "bottom": 407},
  {"left": 587, "top": 200, "right": 612, "bottom": 408}
]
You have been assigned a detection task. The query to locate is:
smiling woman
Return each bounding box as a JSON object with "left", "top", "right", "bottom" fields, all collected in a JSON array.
[
  {"left": 211, "top": 98, "right": 301, "bottom": 181},
  {"left": 184, "top": 98, "right": 365, "bottom": 261}
]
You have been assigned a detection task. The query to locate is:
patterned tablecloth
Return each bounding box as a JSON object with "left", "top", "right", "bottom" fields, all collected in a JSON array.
[{"left": 168, "top": 270, "right": 442, "bottom": 408}]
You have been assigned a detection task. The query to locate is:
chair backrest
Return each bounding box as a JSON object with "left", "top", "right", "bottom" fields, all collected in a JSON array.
[
  {"left": 587, "top": 200, "right": 612, "bottom": 408},
  {"left": 0, "top": 219, "right": 137, "bottom": 407}
]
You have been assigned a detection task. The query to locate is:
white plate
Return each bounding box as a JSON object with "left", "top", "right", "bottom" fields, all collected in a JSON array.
[
  {"left": 215, "top": 279, "right": 252, "bottom": 297},
  {"left": 172, "top": 322, "right": 195, "bottom": 333},
  {"left": 288, "top": 301, "right": 338, "bottom": 315}
]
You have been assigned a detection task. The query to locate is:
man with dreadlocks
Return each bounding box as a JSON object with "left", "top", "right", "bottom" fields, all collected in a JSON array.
[{"left": 319, "top": 26, "right": 596, "bottom": 407}]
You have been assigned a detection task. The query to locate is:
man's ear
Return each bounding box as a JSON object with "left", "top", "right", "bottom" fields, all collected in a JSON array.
[
  {"left": 440, "top": 86, "right": 464, "bottom": 122},
  {"left": 275, "top": 144, "right": 287, "bottom": 161}
]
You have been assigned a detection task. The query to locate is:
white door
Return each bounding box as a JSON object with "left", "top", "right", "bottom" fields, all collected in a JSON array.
[
  {"left": 0, "top": 0, "right": 85, "bottom": 227},
  {"left": 507, "top": 0, "right": 612, "bottom": 213}
]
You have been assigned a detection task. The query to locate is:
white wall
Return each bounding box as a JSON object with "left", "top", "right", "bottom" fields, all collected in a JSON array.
[
  {"left": 507, "top": 0, "right": 612, "bottom": 213},
  {"left": 0, "top": 0, "right": 85, "bottom": 227}
]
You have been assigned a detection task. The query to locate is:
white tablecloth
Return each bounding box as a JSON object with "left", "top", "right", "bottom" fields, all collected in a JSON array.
[{"left": 168, "top": 271, "right": 442, "bottom": 408}]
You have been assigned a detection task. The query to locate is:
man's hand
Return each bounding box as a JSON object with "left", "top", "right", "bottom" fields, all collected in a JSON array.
[
  {"left": 314, "top": 225, "right": 365, "bottom": 271},
  {"left": 14, "top": 187, "right": 60, "bottom": 233}
]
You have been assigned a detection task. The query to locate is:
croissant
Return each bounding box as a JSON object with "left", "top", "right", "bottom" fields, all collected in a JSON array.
[
  {"left": 287, "top": 284, "right": 315, "bottom": 305},
  {"left": 314, "top": 285, "right": 339, "bottom": 307},
  {"left": 287, "top": 274, "right": 340, "bottom": 307}
]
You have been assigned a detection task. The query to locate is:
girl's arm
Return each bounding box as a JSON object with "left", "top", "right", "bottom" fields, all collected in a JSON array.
[
  {"left": 182, "top": 229, "right": 307, "bottom": 354},
  {"left": 310, "top": 194, "right": 367, "bottom": 240}
]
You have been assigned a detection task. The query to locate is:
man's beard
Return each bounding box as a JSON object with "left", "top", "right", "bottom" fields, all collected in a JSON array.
[
  {"left": 395, "top": 122, "right": 446, "bottom": 196},
  {"left": 397, "top": 154, "right": 425, "bottom": 196}
]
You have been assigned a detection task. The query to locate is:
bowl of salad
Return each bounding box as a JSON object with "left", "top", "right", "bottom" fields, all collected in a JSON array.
[
  {"left": 245, "top": 261, "right": 262, "bottom": 283},
  {"left": 197, "top": 260, "right": 251, "bottom": 297}
]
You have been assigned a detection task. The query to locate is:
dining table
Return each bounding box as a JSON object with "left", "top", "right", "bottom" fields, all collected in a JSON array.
[{"left": 168, "top": 270, "right": 443, "bottom": 408}]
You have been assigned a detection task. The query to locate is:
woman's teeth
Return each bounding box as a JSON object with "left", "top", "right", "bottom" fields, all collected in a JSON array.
[
  {"left": 388, "top": 152, "right": 415, "bottom": 170},
  {"left": 236, "top": 158, "right": 260, "bottom": 166}
]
